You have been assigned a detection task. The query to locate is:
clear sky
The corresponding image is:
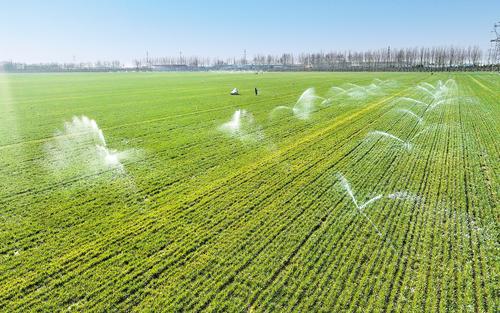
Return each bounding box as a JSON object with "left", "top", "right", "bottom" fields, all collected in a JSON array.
[{"left": 1, "top": 0, "right": 499, "bottom": 64}]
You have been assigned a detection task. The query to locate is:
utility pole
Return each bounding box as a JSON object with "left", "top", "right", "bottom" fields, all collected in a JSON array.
[
  {"left": 489, "top": 22, "right": 500, "bottom": 70},
  {"left": 386, "top": 46, "right": 391, "bottom": 71}
]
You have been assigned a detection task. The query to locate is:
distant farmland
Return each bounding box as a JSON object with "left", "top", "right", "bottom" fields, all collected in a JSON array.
[{"left": 0, "top": 72, "right": 498, "bottom": 311}]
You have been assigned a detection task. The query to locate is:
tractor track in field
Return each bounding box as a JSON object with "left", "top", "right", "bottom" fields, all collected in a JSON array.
[{"left": 468, "top": 75, "right": 495, "bottom": 94}]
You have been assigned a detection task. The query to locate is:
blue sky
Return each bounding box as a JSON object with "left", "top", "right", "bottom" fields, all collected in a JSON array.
[{"left": 1, "top": 0, "right": 498, "bottom": 63}]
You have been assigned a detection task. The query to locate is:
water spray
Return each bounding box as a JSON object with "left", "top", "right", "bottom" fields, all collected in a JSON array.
[
  {"left": 336, "top": 173, "right": 395, "bottom": 251},
  {"left": 367, "top": 130, "right": 413, "bottom": 151},
  {"left": 218, "top": 109, "right": 264, "bottom": 142}
]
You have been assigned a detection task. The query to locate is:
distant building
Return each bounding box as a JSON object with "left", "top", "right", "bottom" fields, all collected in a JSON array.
[{"left": 151, "top": 64, "right": 190, "bottom": 71}]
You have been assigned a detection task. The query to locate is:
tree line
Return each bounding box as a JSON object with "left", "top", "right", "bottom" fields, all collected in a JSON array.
[
  {"left": 1, "top": 60, "right": 123, "bottom": 72},
  {"left": 2, "top": 45, "right": 498, "bottom": 72}
]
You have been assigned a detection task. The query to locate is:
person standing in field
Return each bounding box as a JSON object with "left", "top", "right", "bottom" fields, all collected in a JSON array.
[{"left": 255, "top": 87, "right": 259, "bottom": 95}]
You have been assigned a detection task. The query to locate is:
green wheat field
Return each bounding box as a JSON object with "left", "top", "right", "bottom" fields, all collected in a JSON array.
[{"left": 0, "top": 72, "right": 498, "bottom": 312}]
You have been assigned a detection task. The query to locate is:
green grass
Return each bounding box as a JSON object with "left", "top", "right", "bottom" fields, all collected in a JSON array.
[{"left": 0, "top": 72, "right": 498, "bottom": 312}]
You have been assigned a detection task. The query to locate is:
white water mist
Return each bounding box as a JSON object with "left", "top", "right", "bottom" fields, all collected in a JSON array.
[
  {"left": 269, "top": 88, "right": 324, "bottom": 120},
  {"left": 45, "top": 115, "right": 133, "bottom": 174},
  {"left": 293, "top": 88, "right": 324, "bottom": 119},
  {"left": 219, "top": 109, "right": 264, "bottom": 142}
]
